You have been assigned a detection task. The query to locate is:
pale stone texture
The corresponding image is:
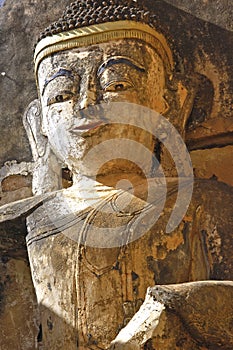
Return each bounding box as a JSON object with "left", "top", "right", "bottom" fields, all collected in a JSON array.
[
  {"left": 0, "top": 0, "right": 232, "bottom": 166},
  {"left": 0, "top": 1, "right": 232, "bottom": 349}
]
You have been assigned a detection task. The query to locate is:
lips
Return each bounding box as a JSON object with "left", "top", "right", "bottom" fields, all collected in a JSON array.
[{"left": 71, "top": 121, "right": 104, "bottom": 132}]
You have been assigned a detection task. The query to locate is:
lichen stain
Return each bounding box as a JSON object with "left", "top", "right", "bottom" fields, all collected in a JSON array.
[{"left": 163, "top": 231, "right": 184, "bottom": 252}]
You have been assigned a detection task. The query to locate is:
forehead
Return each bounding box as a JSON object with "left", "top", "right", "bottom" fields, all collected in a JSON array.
[{"left": 37, "top": 39, "right": 163, "bottom": 80}]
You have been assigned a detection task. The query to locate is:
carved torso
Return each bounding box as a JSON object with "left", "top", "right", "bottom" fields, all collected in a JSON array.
[{"left": 25, "top": 179, "right": 233, "bottom": 349}]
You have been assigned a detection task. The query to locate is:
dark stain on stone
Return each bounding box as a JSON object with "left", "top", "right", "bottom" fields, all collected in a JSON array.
[
  {"left": 187, "top": 74, "right": 214, "bottom": 130},
  {"left": 131, "top": 271, "right": 139, "bottom": 281},
  {"left": 87, "top": 333, "right": 98, "bottom": 346},
  {"left": 62, "top": 167, "right": 73, "bottom": 188},
  {"left": 47, "top": 316, "right": 53, "bottom": 331},
  {"left": 37, "top": 324, "right": 43, "bottom": 342},
  {"left": 0, "top": 216, "right": 28, "bottom": 261},
  {"left": 132, "top": 271, "right": 140, "bottom": 295},
  {"left": 112, "top": 261, "right": 120, "bottom": 271},
  {"left": 47, "top": 282, "right": 52, "bottom": 291},
  {"left": 1, "top": 256, "right": 9, "bottom": 263},
  {"left": 0, "top": 280, "right": 5, "bottom": 315},
  {"left": 0, "top": 266, "right": 11, "bottom": 315},
  {"left": 147, "top": 255, "right": 160, "bottom": 283},
  {"left": 144, "top": 339, "right": 155, "bottom": 350},
  {"left": 176, "top": 337, "right": 189, "bottom": 347}
]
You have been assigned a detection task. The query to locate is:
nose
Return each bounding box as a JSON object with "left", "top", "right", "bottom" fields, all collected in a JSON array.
[{"left": 79, "top": 87, "right": 97, "bottom": 110}]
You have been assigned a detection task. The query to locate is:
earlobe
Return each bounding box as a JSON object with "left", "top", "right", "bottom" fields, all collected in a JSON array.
[
  {"left": 40, "top": 102, "right": 48, "bottom": 137},
  {"left": 168, "top": 74, "right": 196, "bottom": 138},
  {"left": 23, "top": 99, "right": 62, "bottom": 195},
  {"left": 178, "top": 82, "right": 196, "bottom": 138},
  {"left": 23, "top": 99, "right": 47, "bottom": 160}
]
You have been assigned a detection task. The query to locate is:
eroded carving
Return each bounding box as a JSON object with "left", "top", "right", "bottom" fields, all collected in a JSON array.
[{"left": 0, "top": 1, "right": 232, "bottom": 349}]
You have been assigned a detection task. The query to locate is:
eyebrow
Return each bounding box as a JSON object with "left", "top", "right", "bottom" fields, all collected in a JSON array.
[
  {"left": 97, "top": 56, "right": 145, "bottom": 77},
  {"left": 42, "top": 68, "right": 74, "bottom": 95}
]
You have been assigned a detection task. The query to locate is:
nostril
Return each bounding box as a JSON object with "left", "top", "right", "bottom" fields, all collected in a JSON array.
[
  {"left": 79, "top": 109, "right": 87, "bottom": 119},
  {"left": 88, "top": 105, "right": 96, "bottom": 116},
  {"left": 75, "top": 104, "right": 99, "bottom": 120}
]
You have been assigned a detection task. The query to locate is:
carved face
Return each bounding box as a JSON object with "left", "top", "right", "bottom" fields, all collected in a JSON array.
[{"left": 37, "top": 39, "right": 168, "bottom": 175}]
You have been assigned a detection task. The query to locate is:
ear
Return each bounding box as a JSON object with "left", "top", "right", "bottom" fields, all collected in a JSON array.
[
  {"left": 23, "top": 99, "right": 62, "bottom": 195},
  {"left": 23, "top": 99, "right": 48, "bottom": 161},
  {"left": 176, "top": 73, "right": 215, "bottom": 139},
  {"left": 164, "top": 74, "right": 196, "bottom": 139},
  {"left": 177, "top": 81, "right": 196, "bottom": 139},
  {"left": 185, "top": 74, "right": 214, "bottom": 132}
]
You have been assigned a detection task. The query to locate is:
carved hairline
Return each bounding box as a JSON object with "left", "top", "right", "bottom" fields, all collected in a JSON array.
[{"left": 34, "top": 21, "right": 174, "bottom": 77}]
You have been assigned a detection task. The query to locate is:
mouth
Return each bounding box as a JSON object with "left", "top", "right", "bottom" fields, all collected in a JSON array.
[{"left": 71, "top": 121, "right": 104, "bottom": 133}]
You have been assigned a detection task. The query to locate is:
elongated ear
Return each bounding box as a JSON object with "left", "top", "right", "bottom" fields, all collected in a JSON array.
[
  {"left": 23, "top": 99, "right": 62, "bottom": 195},
  {"left": 185, "top": 73, "right": 214, "bottom": 131},
  {"left": 178, "top": 81, "right": 196, "bottom": 139},
  {"left": 163, "top": 73, "right": 196, "bottom": 140},
  {"left": 23, "top": 99, "right": 47, "bottom": 161}
]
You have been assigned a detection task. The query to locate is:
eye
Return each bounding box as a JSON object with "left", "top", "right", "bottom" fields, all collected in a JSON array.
[
  {"left": 104, "top": 80, "right": 133, "bottom": 92},
  {"left": 47, "top": 91, "right": 74, "bottom": 106}
]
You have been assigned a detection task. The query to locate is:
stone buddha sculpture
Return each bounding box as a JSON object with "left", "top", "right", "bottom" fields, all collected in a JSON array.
[{"left": 1, "top": 0, "right": 232, "bottom": 349}]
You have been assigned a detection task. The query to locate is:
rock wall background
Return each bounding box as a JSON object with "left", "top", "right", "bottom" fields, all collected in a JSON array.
[
  {"left": 0, "top": 0, "right": 70, "bottom": 167},
  {"left": 164, "top": 0, "right": 232, "bottom": 31},
  {"left": 0, "top": 2, "right": 70, "bottom": 349},
  {"left": 0, "top": 0, "right": 232, "bottom": 349}
]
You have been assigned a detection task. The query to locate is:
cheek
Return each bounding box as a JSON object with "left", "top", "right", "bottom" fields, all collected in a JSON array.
[
  {"left": 102, "top": 91, "right": 139, "bottom": 104},
  {"left": 43, "top": 101, "right": 74, "bottom": 135},
  {"left": 42, "top": 102, "right": 76, "bottom": 158},
  {"left": 145, "top": 67, "right": 167, "bottom": 113}
]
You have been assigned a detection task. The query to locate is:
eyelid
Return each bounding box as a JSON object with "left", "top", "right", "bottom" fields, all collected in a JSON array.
[
  {"left": 42, "top": 71, "right": 80, "bottom": 96},
  {"left": 102, "top": 79, "right": 134, "bottom": 92},
  {"left": 47, "top": 90, "right": 75, "bottom": 106},
  {"left": 97, "top": 56, "right": 145, "bottom": 77}
]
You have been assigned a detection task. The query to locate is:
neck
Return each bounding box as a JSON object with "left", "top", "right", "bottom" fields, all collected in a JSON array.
[{"left": 72, "top": 170, "right": 148, "bottom": 192}]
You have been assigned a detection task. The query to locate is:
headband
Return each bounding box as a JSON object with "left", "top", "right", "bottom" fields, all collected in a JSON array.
[{"left": 34, "top": 21, "right": 174, "bottom": 75}]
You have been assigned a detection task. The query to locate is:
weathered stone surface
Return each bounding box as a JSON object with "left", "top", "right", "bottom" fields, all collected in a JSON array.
[
  {"left": 0, "top": 161, "right": 33, "bottom": 205},
  {"left": 22, "top": 179, "right": 233, "bottom": 348},
  {"left": 0, "top": 0, "right": 232, "bottom": 349},
  {"left": 0, "top": 0, "right": 70, "bottom": 166},
  {"left": 191, "top": 146, "right": 233, "bottom": 186},
  {"left": 0, "top": 217, "right": 39, "bottom": 350},
  {"left": 164, "top": 0, "right": 233, "bottom": 31},
  {"left": 111, "top": 281, "right": 233, "bottom": 349},
  {"left": 186, "top": 117, "right": 233, "bottom": 151},
  {"left": 0, "top": 259, "right": 39, "bottom": 350},
  {"left": 0, "top": 174, "right": 32, "bottom": 206},
  {"left": 2, "top": 174, "right": 31, "bottom": 192},
  {"left": 151, "top": 281, "right": 233, "bottom": 349},
  {"left": 0, "top": 0, "right": 232, "bottom": 166}
]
